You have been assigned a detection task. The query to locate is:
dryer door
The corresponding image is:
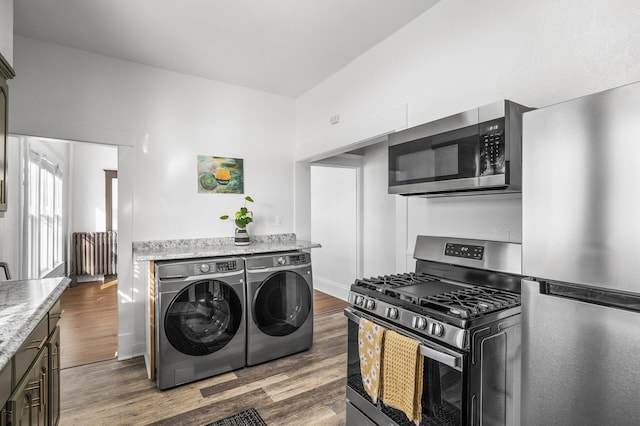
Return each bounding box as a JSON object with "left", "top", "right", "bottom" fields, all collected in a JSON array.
[
  {"left": 253, "top": 271, "right": 312, "bottom": 336},
  {"left": 165, "top": 280, "right": 242, "bottom": 356}
]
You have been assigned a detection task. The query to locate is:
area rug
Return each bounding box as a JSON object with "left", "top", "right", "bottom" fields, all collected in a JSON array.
[{"left": 205, "top": 408, "right": 267, "bottom": 426}]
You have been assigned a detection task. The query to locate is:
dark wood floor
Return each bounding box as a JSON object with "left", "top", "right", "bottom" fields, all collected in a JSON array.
[
  {"left": 58, "top": 281, "right": 350, "bottom": 425},
  {"left": 59, "top": 279, "right": 348, "bottom": 369}
]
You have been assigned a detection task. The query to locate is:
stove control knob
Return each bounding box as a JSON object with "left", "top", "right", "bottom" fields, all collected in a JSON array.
[
  {"left": 412, "top": 316, "right": 427, "bottom": 330},
  {"left": 200, "top": 264, "right": 210, "bottom": 273},
  {"left": 385, "top": 307, "right": 399, "bottom": 319},
  {"left": 365, "top": 299, "right": 376, "bottom": 310},
  {"left": 354, "top": 295, "right": 364, "bottom": 306},
  {"left": 430, "top": 322, "right": 444, "bottom": 337}
]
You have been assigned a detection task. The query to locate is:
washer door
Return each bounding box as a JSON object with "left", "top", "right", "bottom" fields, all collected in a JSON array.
[
  {"left": 165, "top": 280, "right": 242, "bottom": 356},
  {"left": 253, "top": 271, "right": 312, "bottom": 337}
]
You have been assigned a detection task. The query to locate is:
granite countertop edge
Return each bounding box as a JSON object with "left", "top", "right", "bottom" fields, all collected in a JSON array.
[
  {"left": 0, "top": 277, "right": 71, "bottom": 371},
  {"left": 133, "top": 233, "right": 322, "bottom": 261}
]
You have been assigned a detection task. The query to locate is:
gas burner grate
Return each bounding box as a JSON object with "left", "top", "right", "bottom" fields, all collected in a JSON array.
[
  {"left": 353, "top": 272, "right": 439, "bottom": 292},
  {"left": 352, "top": 271, "right": 520, "bottom": 321},
  {"left": 422, "top": 287, "right": 520, "bottom": 319}
]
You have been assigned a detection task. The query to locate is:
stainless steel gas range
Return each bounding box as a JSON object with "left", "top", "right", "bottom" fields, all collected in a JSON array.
[{"left": 345, "top": 236, "right": 522, "bottom": 426}]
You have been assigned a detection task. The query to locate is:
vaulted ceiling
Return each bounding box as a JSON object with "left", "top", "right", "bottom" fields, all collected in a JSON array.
[{"left": 14, "top": 0, "right": 440, "bottom": 97}]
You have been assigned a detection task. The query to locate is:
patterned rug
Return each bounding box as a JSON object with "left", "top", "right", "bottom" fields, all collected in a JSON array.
[{"left": 205, "top": 408, "right": 267, "bottom": 426}]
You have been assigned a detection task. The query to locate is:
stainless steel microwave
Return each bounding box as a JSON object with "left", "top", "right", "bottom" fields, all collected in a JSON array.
[{"left": 388, "top": 100, "right": 532, "bottom": 197}]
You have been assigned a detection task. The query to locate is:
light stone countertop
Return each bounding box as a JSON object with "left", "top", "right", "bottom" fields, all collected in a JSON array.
[
  {"left": 133, "top": 233, "right": 321, "bottom": 261},
  {"left": 0, "top": 277, "right": 71, "bottom": 371}
]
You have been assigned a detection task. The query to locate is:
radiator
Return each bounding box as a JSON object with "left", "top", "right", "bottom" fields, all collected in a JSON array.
[{"left": 71, "top": 231, "right": 118, "bottom": 276}]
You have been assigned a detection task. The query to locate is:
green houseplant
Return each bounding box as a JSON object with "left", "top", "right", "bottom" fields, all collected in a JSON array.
[{"left": 220, "top": 196, "right": 254, "bottom": 245}]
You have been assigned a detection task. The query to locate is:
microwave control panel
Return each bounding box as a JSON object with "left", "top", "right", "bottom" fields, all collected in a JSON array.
[{"left": 479, "top": 118, "right": 506, "bottom": 176}]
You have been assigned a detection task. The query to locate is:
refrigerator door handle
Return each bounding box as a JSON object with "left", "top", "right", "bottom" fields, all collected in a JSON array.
[{"left": 524, "top": 278, "right": 640, "bottom": 313}]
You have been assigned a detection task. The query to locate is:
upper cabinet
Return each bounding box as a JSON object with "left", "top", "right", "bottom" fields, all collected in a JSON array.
[{"left": 0, "top": 52, "right": 15, "bottom": 212}]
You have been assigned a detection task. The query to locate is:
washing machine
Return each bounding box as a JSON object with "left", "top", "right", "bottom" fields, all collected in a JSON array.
[
  {"left": 155, "top": 256, "right": 245, "bottom": 389},
  {"left": 244, "top": 251, "right": 313, "bottom": 366}
]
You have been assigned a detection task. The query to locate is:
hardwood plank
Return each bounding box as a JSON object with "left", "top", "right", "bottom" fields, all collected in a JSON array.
[
  {"left": 58, "top": 277, "right": 118, "bottom": 369},
  {"left": 60, "top": 310, "right": 348, "bottom": 425},
  {"left": 313, "top": 290, "right": 349, "bottom": 315},
  {"left": 259, "top": 379, "right": 347, "bottom": 426},
  {"left": 58, "top": 281, "right": 347, "bottom": 371},
  {"left": 263, "top": 354, "right": 346, "bottom": 401},
  {"left": 148, "top": 389, "right": 271, "bottom": 426}
]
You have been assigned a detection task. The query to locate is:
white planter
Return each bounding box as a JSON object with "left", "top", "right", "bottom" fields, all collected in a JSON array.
[{"left": 234, "top": 228, "right": 250, "bottom": 245}]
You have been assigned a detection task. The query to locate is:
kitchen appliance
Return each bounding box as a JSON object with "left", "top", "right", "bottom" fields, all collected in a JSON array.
[
  {"left": 521, "top": 82, "right": 640, "bottom": 425},
  {"left": 388, "top": 100, "right": 532, "bottom": 197},
  {"left": 345, "top": 236, "right": 523, "bottom": 426},
  {"left": 155, "top": 257, "right": 245, "bottom": 389},
  {"left": 244, "top": 251, "right": 313, "bottom": 366}
]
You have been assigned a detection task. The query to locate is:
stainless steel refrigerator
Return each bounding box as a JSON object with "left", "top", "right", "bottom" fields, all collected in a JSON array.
[{"left": 521, "top": 81, "right": 640, "bottom": 425}]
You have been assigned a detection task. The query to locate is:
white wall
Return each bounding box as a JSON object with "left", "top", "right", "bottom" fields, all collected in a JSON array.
[
  {"left": 309, "top": 144, "right": 397, "bottom": 295},
  {"left": 70, "top": 143, "right": 118, "bottom": 233},
  {"left": 0, "top": 0, "right": 12, "bottom": 65},
  {"left": 296, "top": 0, "right": 640, "bottom": 262},
  {"left": 361, "top": 142, "right": 396, "bottom": 277},
  {"left": 11, "top": 36, "right": 296, "bottom": 241},
  {"left": 310, "top": 165, "right": 357, "bottom": 300},
  {"left": 8, "top": 36, "right": 296, "bottom": 360}
]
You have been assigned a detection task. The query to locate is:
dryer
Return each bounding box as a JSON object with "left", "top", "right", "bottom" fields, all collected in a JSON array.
[
  {"left": 155, "top": 256, "right": 245, "bottom": 389},
  {"left": 244, "top": 251, "right": 313, "bottom": 366}
]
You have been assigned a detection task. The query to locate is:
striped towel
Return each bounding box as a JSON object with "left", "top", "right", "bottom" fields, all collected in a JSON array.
[
  {"left": 382, "top": 330, "right": 424, "bottom": 425},
  {"left": 358, "top": 318, "right": 385, "bottom": 403}
]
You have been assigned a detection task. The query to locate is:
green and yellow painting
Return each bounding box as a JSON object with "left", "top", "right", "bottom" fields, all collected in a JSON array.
[{"left": 197, "top": 156, "right": 244, "bottom": 194}]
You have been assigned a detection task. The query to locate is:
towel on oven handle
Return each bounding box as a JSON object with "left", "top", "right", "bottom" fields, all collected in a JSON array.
[
  {"left": 358, "top": 317, "right": 385, "bottom": 403},
  {"left": 382, "top": 329, "right": 424, "bottom": 425}
]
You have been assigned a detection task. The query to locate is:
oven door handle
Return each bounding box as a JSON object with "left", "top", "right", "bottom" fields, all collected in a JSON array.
[
  {"left": 419, "top": 346, "right": 461, "bottom": 370},
  {"left": 344, "top": 307, "right": 463, "bottom": 371}
]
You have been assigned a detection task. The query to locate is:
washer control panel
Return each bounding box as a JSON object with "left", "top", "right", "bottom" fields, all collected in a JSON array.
[
  {"left": 216, "top": 260, "right": 238, "bottom": 272},
  {"left": 157, "top": 257, "right": 244, "bottom": 280},
  {"left": 193, "top": 260, "right": 239, "bottom": 275},
  {"left": 289, "top": 253, "right": 309, "bottom": 265}
]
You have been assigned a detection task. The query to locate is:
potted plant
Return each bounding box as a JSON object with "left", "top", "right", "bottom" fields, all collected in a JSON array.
[{"left": 220, "top": 196, "right": 254, "bottom": 245}]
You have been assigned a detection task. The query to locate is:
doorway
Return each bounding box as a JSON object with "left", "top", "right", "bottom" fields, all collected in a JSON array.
[
  {"left": 11, "top": 136, "right": 120, "bottom": 368},
  {"left": 310, "top": 158, "right": 362, "bottom": 300},
  {"left": 65, "top": 141, "right": 119, "bottom": 367}
]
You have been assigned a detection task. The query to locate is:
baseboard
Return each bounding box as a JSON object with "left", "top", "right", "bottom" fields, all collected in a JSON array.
[
  {"left": 314, "top": 276, "right": 349, "bottom": 301},
  {"left": 75, "top": 274, "right": 105, "bottom": 283},
  {"left": 144, "top": 353, "right": 151, "bottom": 379},
  {"left": 117, "top": 333, "right": 135, "bottom": 360}
]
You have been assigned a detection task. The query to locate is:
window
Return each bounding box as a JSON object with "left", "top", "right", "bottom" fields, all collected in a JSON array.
[{"left": 25, "top": 151, "right": 64, "bottom": 278}]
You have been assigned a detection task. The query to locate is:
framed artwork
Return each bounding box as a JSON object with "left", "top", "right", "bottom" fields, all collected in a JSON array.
[{"left": 197, "top": 155, "right": 244, "bottom": 194}]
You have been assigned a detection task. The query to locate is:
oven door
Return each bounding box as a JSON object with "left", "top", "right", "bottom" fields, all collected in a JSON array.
[{"left": 345, "top": 307, "right": 465, "bottom": 426}]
